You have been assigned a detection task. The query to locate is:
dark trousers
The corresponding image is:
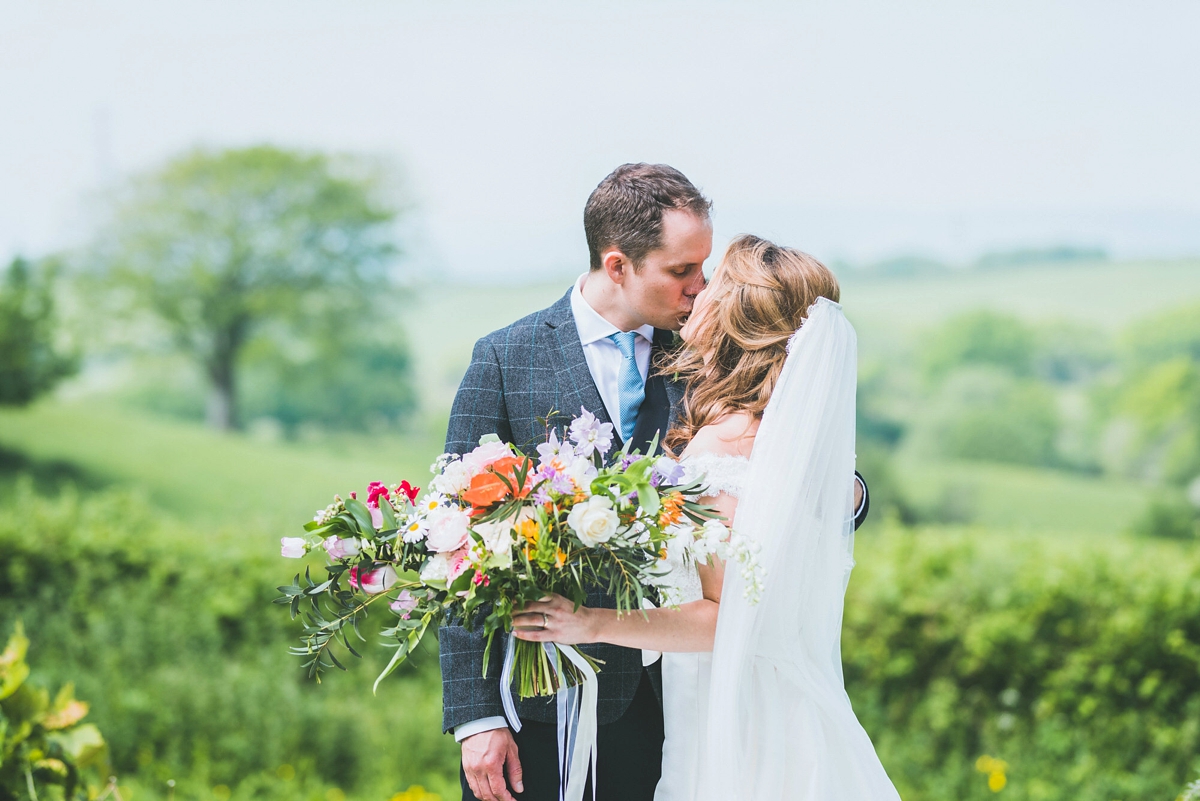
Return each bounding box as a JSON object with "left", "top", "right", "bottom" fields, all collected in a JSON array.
[{"left": 460, "top": 670, "right": 664, "bottom": 801}]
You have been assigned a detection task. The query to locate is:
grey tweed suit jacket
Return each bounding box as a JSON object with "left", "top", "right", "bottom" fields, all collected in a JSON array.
[{"left": 439, "top": 288, "right": 683, "bottom": 733}]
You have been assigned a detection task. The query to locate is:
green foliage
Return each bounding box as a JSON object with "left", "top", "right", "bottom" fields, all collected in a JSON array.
[
  {"left": 0, "top": 479, "right": 458, "bottom": 799},
  {"left": 1095, "top": 302, "right": 1200, "bottom": 486},
  {"left": 844, "top": 527, "right": 1200, "bottom": 800},
  {"left": 240, "top": 323, "right": 417, "bottom": 434},
  {"left": 912, "top": 367, "right": 1060, "bottom": 466},
  {"left": 0, "top": 258, "right": 78, "bottom": 407},
  {"left": 88, "top": 145, "right": 408, "bottom": 431},
  {"left": 1129, "top": 493, "right": 1200, "bottom": 541},
  {"left": 0, "top": 622, "right": 109, "bottom": 801},
  {"left": 923, "top": 311, "right": 1037, "bottom": 381}
]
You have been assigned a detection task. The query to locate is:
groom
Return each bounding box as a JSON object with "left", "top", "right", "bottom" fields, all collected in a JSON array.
[{"left": 440, "top": 163, "right": 869, "bottom": 801}]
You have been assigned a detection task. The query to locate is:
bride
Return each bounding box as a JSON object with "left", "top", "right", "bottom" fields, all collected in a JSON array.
[{"left": 512, "top": 234, "right": 901, "bottom": 800}]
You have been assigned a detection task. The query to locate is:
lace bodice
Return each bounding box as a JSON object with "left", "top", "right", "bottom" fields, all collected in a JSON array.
[{"left": 659, "top": 453, "right": 750, "bottom": 606}]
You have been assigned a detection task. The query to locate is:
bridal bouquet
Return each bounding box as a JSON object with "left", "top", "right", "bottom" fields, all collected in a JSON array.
[{"left": 276, "top": 409, "right": 749, "bottom": 698}]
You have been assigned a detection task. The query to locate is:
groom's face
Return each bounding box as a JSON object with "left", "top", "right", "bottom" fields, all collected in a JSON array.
[{"left": 625, "top": 210, "right": 712, "bottom": 331}]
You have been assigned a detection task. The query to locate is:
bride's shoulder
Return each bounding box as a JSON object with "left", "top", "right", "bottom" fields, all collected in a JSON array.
[{"left": 684, "top": 411, "right": 759, "bottom": 460}]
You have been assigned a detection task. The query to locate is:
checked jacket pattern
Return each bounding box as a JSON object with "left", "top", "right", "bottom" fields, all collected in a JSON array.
[{"left": 438, "top": 289, "right": 682, "bottom": 732}]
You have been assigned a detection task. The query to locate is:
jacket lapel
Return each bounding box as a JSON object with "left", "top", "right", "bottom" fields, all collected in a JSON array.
[{"left": 543, "top": 290, "right": 614, "bottom": 435}]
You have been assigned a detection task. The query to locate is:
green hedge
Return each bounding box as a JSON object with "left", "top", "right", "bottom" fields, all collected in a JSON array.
[
  {"left": 0, "top": 479, "right": 457, "bottom": 800},
  {"left": 844, "top": 527, "right": 1200, "bottom": 800},
  {"left": 3, "top": 477, "right": 1199, "bottom": 800}
]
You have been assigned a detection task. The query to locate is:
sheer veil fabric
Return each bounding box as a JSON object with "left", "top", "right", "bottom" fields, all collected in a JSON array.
[{"left": 697, "top": 298, "right": 900, "bottom": 800}]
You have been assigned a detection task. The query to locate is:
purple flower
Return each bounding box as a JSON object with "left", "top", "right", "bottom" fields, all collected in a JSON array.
[
  {"left": 652, "top": 456, "right": 685, "bottom": 486},
  {"left": 569, "top": 407, "right": 614, "bottom": 458}
]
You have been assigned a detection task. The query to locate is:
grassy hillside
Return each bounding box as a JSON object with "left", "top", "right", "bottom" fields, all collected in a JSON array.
[
  {"left": 0, "top": 402, "right": 445, "bottom": 532},
  {"left": 403, "top": 258, "right": 1200, "bottom": 409},
  {"left": 0, "top": 401, "right": 1152, "bottom": 537}
]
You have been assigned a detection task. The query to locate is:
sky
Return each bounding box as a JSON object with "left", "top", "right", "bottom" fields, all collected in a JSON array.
[{"left": 3, "top": 0, "right": 1199, "bottom": 281}]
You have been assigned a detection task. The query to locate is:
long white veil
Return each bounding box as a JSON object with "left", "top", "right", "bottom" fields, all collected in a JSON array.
[{"left": 698, "top": 297, "right": 900, "bottom": 800}]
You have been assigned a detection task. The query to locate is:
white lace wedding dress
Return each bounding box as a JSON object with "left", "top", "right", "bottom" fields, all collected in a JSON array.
[
  {"left": 654, "top": 298, "right": 900, "bottom": 801},
  {"left": 654, "top": 453, "right": 749, "bottom": 801}
]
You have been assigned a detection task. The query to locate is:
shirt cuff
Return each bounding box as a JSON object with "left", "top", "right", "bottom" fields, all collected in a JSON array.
[{"left": 454, "top": 716, "right": 509, "bottom": 743}]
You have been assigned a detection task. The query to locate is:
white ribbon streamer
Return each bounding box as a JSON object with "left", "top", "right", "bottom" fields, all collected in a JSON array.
[{"left": 498, "top": 638, "right": 598, "bottom": 801}]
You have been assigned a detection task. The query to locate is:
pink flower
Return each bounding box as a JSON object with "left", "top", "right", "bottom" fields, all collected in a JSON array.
[
  {"left": 350, "top": 564, "right": 398, "bottom": 595},
  {"left": 472, "top": 571, "right": 490, "bottom": 587},
  {"left": 367, "top": 481, "right": 390, "bottom": 507},
  {"left": 425, "top": 506, "right": 470, "bottom": 552},
  {"left": 447, "top": 549, "right": 471, "bottom": 582},
  {"left": 322, "top": 535, "right": 362, "bottom": 560},
  {"left": 390, "top": 589, "right": 419, "bottom": 619},
  {"left": 280, "top": 537, "right": 307, "bottom": 558},
  {"left": 461, "top": 440, "right": 513, "bottom": 475}
]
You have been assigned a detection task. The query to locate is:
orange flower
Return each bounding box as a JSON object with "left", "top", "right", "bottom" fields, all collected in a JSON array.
[
  {"left": 555, "top": 548, "right": 568, "bottom": 569},
  {"left": 462, "top": 456, "right": 533, "bottom": 509},
  {"left": 658, "top": 492, "right": 685, "bottom": 528}
]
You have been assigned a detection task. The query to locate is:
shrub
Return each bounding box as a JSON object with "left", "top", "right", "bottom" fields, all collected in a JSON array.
[
  {"left": 1129, "top": 493, "right": 1200, "bottom": 541},
  {"left": 0, "top": 479, "right": 458, "bottom": 800},
  {"left": 844, "top": 526, "right": 1200, "bottom": 800}
]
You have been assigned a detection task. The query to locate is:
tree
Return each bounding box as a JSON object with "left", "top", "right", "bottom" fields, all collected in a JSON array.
[
  {"left": 922, "top": 310, "right": 1036, "bottom": 381},
  {"left": 90, "top": 146, "right": 401, "bottom": 430},
  {"left": 0, "top": 257, "right": 78, "bottom": 406}
]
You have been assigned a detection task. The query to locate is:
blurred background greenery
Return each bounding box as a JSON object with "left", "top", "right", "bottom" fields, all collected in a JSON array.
[
  {"left": 2, "top": 142, "right": 1198, "bottom": 801},
  {"left": 4, "top": 2, "right": 1200, "bottom": 798}
]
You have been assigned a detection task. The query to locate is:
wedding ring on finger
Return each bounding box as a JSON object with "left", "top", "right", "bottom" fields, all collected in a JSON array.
[{"left": 541, "top": 612, "right": 549, "bottom": 630}]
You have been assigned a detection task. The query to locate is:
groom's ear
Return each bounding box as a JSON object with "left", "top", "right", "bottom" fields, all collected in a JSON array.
[{"left": 601, "top": 248, "right": 632, "bottom": 284}]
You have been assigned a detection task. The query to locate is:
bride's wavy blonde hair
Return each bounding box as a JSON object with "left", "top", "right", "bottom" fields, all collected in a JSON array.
[{"left": 661, "top": 234, "right": 840, "bottom": 453}]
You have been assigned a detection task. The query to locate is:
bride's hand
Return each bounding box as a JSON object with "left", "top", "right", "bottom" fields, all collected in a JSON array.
[{"left": 511, "top": 593, "right": 598, "bottom": 645}]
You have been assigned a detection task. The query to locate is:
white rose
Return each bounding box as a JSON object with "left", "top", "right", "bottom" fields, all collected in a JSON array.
[
  {"left": 474, "top": 519, "right": 516, "bottom": 555},
  {"left": 425, "top": 506, "right": 470, "bottom": 552},
  {"left": 430, "top": 460, "right": 472, "bottom": 495},
  {"left": 567, "top": 495, "right": 619, "bottom": 547},
  {"left": 420, "top": 552, "right": 451, "bottom": 582}
]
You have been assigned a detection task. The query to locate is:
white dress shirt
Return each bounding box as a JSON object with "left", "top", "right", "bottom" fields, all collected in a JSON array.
[
  {"left": 569, "top": 273, "right": 656, "bottom": 438},
  {"left": 454, "top": 274, "right": 654, "bottom": 743}
]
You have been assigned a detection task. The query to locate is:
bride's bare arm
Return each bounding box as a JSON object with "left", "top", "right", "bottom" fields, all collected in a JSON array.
[{"left": 512, "top": 413, "right": 755, "bottom": 653}]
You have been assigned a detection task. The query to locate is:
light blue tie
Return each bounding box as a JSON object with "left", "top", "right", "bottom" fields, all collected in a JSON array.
[{"left": 608, "top": 331, "right": 645, "bottom": 444}]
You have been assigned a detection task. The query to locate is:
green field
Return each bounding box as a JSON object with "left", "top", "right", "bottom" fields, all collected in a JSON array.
[
  {"left": 3, "top": 257, "right": 1200, "bottom": 800},
  {"left": 403, "top": 258, "right": 1200, "bottom": 408}
]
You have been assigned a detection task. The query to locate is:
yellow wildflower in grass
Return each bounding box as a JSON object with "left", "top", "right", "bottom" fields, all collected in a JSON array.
[
  {"left": 390, "top": 786, "right": 442, "bottom": 801},
  {"left": 975, "top": 755, "right": 1008, "bottom": 793}
]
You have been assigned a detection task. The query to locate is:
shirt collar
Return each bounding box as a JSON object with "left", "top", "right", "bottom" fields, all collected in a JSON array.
[{"left": 570, "top": 274, "right": 655, "bottom": 346}]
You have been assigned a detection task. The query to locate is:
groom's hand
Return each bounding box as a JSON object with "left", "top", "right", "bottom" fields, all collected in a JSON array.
[{"left": 462, "top": 728, "right": 523, "bottom": 801}]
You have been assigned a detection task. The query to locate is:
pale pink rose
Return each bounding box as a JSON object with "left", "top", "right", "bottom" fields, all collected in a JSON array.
[
  {"left": 390, "top": 589, "right": 419, "bottom": 617},
  {"left": 425, "top": 506, "right": 470, "bottom": 552},
  {"left": 461, "top": 440, "right": 513, "bottom": 475},
  {"left": 447, "top": 548, "right": 471, "bottom": 582},
  {"left": 322, "top": 535, "right": 363, "bottom": 560},
  {"left": 280, "top": 537, "right": 307, "bottom": 558},
  {"left": 350, "top": 564, "right": 398, "bottom": 595}
]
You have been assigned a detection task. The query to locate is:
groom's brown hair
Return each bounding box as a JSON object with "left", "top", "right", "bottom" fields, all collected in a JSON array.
[{"left": 584, "top": 163, "right": 712, "bottom": 271}]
